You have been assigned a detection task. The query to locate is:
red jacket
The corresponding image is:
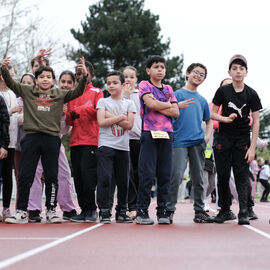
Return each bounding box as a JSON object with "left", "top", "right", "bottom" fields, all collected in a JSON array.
[{"left": 66, "top": 82, "right": 103, "bottom": 147}]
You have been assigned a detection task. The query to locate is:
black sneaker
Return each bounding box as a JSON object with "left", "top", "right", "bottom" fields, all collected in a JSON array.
[
  {"left": 238, "top": 210, "right": 250, "bottom": 225},
  {"left": 248, "top": 208, "right": 258, "bottom": 220},
  {"left": 166, "top": 210, "right": 174, "bottom": 224},
  {"left": 28, "top": 210, "right": 42, "bottom": 223},
  {"left": 157, "top": 209, "right": 170, "bottom": 225},
  {"left": 193, "top": 210, "right": 214, "bottom": 223},
  {"left": 85, "top": 210, "right": 97, "bottom": 222},
  {"left": 71, "top": 211, "right": 86, "bottom": 223},
  {"left": 99, "top": 210, "right": 111, "bottom": 224},
  {"left": 135, "top": 209, "right": 154, "bottom": 225},
  {"left": 63, "top": 209, "right": 77, "bottom": 220},
  {"left": 115, "top": 210, "right": 133, "bottom": 223},
  {"left": 214, "top": 210, "right": 236, "bottom": 223}
]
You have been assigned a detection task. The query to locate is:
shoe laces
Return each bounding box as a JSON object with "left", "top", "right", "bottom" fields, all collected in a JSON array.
[
  {"left": 138, "top": 209, "right": 149, "bottom": 218},
  {"left": 3, "top": 208, "right": 11, "bottom": 216},
  {"left": 48, "top": 208, "right": 57, "bottom": 216},
  {"left": 102, "top": 210, "right": 111, "bottom": 218},
  {"left": 157, "top": 209, "right": 167, "bottom": 218},
  {"left": 15, "top": 210, "right": 26, "bottom": 218}
]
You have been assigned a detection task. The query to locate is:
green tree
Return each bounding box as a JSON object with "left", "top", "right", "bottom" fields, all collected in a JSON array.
[
  {"left": 259, "top": 108, "right": 270, "bottom": 139},
  {"left": 256, "top": 108, "right": 270, "bottom": 160},
  {"left": 68, "top": 0, "right": 185, "bottom": 90}
]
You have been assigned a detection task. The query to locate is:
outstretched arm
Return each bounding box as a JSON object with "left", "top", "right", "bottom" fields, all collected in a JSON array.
[
  {"left": 211, "top": 104, "right": 237, "bottom": 123},
  {"left": 64, "top": 57, "right": 88, "bottom": 102},
  {"left": 1, "top": 57, "right": 25, "bottom": 97}
]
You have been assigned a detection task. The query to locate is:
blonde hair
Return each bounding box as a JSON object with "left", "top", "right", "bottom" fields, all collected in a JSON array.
[{"left": 257, "top": 157, "right": 265, "bottom": 166}]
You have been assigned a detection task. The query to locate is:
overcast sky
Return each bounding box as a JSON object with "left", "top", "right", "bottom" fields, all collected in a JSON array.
[{"left": 28, "top": 0, "right": 270, "bottom": 108}]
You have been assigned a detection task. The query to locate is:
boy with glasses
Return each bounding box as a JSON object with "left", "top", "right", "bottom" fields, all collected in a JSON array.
[{"left": 166, "top": 63, "right": 214, "bottom": 224}]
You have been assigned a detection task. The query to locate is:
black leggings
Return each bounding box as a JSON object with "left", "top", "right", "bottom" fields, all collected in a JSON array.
[
  {"left": 1, "top": 148, "right": 15, "bottom": 208},
  {"left": 259, "top": 179, "right": 270, "bottom": 200}
]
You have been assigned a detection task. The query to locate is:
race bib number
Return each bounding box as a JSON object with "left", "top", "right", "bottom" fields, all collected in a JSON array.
[{"left": 150, "top": 130, "right": 169, "bottom": 139}]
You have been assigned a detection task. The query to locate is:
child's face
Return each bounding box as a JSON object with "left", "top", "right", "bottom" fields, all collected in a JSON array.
[
  {"left": 106, "top": 75, "right": 123, "bottom": 97},
  {"left": 123, "top": 68, "right": 137, "bottom": 89},
  {"left": 76, "top": 66, "right": 92, "bottom": 84},
  {"left": 35, "top": 71, "right": 55, "bottom": 91},
  {"left": 59, "top": 74, "right": 75, "bottom": 90},
  {"left": 21, "top": 75, "right": 34, "bottom": 86},
  {"left": 32, "top": 60, "right": 47, "bottom": 74},
  {"left": 32, "top": 61, "right": 40, "bottom": 73},
  {"left": 146, "top": 62, "right": 166, "bottom": 82},
  {"left": 187, "top": 67, "right": 206, "bottom": 86},
  {"left": 228, "top": 64, "right": 248, "bottom": 82}
]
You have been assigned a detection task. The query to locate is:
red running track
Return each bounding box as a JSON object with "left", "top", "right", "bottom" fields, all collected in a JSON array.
[{"left": 0, "top": 200, "right": 269, "bottom": 270}]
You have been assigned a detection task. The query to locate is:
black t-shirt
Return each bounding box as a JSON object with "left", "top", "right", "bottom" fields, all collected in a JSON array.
[{"left": 212, "top": 83, "right": 262, "bottom": 137}]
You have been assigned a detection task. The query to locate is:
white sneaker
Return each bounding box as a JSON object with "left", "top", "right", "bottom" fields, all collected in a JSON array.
[
  {"left": 5, "top": 210, "right": 28, "bottom": 224},
  {"left": 204, "top": 200, "right": 210, "bottom": 212},
  {"left": 2, "top": 208, "right": 12, "bottom": 222},
  {"left": 126, "top": 211, "right": 137, "bottom": 220},
  {"left": 46, "top": 209, "right": 62, "bottom": 223}
]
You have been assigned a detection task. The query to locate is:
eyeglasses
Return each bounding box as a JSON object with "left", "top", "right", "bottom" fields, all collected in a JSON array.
[{"left": 192, "top": 70, "right": 206, "bottom": 78}]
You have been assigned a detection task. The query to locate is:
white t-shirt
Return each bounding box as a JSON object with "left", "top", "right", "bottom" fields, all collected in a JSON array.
[
  {"left": 97, "top": 97, "right": 136, "bottom": 151},
  {"left": 0, "top": 89, "right": 19, "bottom": 148}
]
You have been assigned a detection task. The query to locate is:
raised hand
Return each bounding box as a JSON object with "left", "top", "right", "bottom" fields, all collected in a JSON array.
[
  {"left": 37, "top": 48, "right": 52, "bottom": 59},
  {"left": 123, "top": 83, "right": 132, "bottom": 98},
  {"left": 76, "top": 57, "right": 87, "bottom": 76},
  {"left": 1, "top": 57, "right": 11, "bottom": 70},
  {"left": 178, "top": 98, "right": 194, "bottom": 109}
]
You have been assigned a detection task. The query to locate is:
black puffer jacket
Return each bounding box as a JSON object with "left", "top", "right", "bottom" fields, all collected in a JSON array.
[{"left": 0, "top": 95, "right": 10, "bottom": 150}]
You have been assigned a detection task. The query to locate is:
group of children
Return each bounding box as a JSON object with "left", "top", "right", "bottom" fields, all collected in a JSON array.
[{"left": 0, "top": 51, "right": 265, "bottom": 226}]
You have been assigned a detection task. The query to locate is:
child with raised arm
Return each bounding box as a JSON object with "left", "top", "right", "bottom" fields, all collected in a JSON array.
[
  {"left": 1, "top": 56, "right": 88, "bottom": 224},
  {"left": 96, "top": 70, "right": 136, "bottom": 224},
  {"left": 135, "top": 55, "right": 179, "bottom": 225},
  {"left": 67, "top": 61, "right": 103, "bottom": 223},
  {"left": 211, "top": 54, "right": 262, "bottom": 225},
  {"left": 27, "top": 71, "right": 78, "bottom": 222}
]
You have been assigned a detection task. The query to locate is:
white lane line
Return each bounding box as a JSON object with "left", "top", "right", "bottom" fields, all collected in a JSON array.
[
  {"left": 0, "top": 237, "right": 60, "bottom": 240},
  {"left": 243, "top": 224, "right": 270, "bottom": 239},
  {"left": 232, "top": 220, "right": 270, "bottom": 239},
  {"left": 0, "top": 223, "right": 104, "bottom": 269}
]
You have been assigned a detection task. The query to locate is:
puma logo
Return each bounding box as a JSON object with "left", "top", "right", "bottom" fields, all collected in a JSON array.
[{"left": 228, "top": 102, "right": 246, "bottom": 117}]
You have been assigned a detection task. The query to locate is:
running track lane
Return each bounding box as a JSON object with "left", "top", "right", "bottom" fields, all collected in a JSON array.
[{"left": 0, "top": 202, "right": 270, "bottom": 270}]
